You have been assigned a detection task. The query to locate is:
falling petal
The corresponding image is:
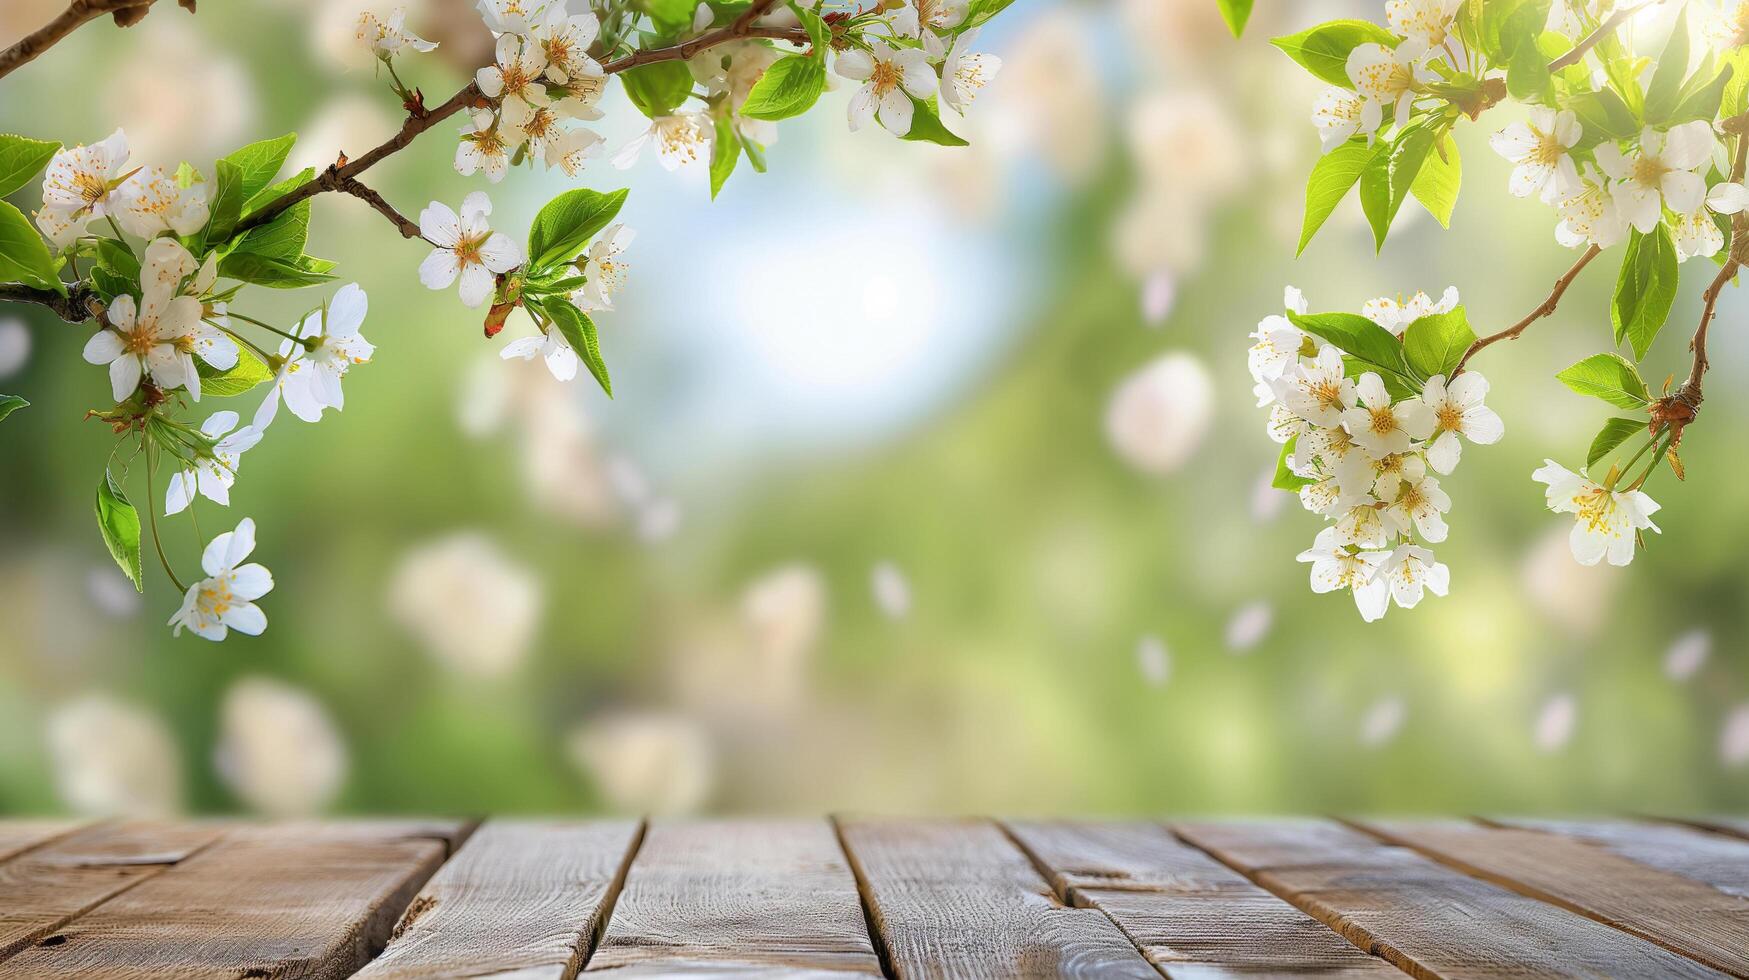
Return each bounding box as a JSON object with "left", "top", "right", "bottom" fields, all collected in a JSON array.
[
  {"left": 1105, "top": 352, "right": 1214, "bottom": 476},
  {"left": 1136, "top": 634, "right": 1170, "bottom": 687},
  {"left": 46, "top": 695, "right": 182, "bottom": 817},
  {"left": 84, "top": 565, "right": 141, "bottom": 618},
  {"left": 1534, "top": 692, "right": 1577, "bottom": 753},
  {"left": 1663, "top": 628, "right": 1711, "bottom": 682},
  {"left": 1140, "top": 271, "right": 1176, "bottom": 325},
  {"left": 214, "top": 677, "right": 348, "bottom": 816},
  {"left": 0, "top": 317, "right": 29, "bottom": 378},
  {"left": 871, "top": 561, "right": 912, "bottom": 620},
  {"left": 1250, "top": 463, "right": 1286, "bottom": 523},
  {"left": 1360, "top": 695, "right": 1406, "bottom": 747},
  {"left": 1720, "top": 704, "right": 1749, "bottom": 767},
  {"left": 567, "top": 711, "right": 714, "bottom": 815},
  {"left": 386, "top": 532, "right": 544, "bottom": 677},
  {"left": 1224, "top": 601, "right": 1273, "bottom": 653}
]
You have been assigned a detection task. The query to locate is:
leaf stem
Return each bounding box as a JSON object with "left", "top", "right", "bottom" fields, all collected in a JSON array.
[
  {"left": 143, "top": 446, "right": 187, "bottom": 593},
  {"left": 226, "top": 310, "right": 309, "bottom": 347},
  {"left": 1452, "top": 244, "right": 1601, "bottom": 376}
]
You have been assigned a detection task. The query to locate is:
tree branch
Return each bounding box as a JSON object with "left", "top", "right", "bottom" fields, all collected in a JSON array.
[
  {"left": 1452, "top": 244, "right": 1601, "bottom": 376},
  {"left": 1548, "top": 0, "right": 1669, "bottom": 72},
  {"left": 0, "top": 282, "right": 102, "bottom": 322},
  {"left": 0, "top": 0, "right": 185, "bottom": 81}
]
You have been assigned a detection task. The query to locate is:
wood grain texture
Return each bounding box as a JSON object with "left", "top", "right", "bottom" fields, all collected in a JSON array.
[
  {"left": 0, "top": 821, "right": 226, "bottom": 962},
  {"left": 1005, "top": 821, "right": 1399, "bottom": 978},
  {"left": 1355, "top": 818, "right": 1749, "bottom": 977},
  {"left": 585, "top": 818, "right": 883, "bottom": 978},
  {"left": 1492, "top": 818, "right": 1749, "bottom": 898},
  {"left": 838, "top": 817, "right": 1159, "bottom": 980},
  {"left": 356, "top": 819, "right": 643, "bottom": 980},
  {"left": 0, "top": 821, "right": 85, "bottom": 865},
  {"left": 0, "top": 820, "right": 465, "bottom": 980},
  {"left": 1175, "top": 819, "right": 1729, "bottom": 980},
  {"left": 1668, "top": 817, "right": 1749, "bottom": 844}
]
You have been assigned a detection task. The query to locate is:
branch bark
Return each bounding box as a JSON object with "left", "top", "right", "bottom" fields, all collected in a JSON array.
[
  {"left": 1452, "top": 244, "right": 1601, "bottom": 376},
  {"left": 0, "top": 282, "right": 102, "bottom": 321},
  {"left": 1548, "top": 0, "right": 1669, "bottom": 72},
  {"left": 0, "top": 0, "right": 183, "bottom": 81}
]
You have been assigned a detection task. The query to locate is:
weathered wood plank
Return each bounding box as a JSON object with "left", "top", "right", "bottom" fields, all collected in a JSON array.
[
  {"left": 0, "top": 821, "right": 226, "bottom": 962},
  {"left": 356, "top": 819, "right": 643, "bottom": 980},
  {"left": 1667, "top": 817, "right": 1749, "bottom": 845},
  {"left": 1175, "top": 819, "right": 1728, "bottom": 980},
  {"left": 1491, "top": 818, "right": 1749, "bottom": 898},
  {"left": 1356, "top": 818, "right": 1749, "bottom": 977},
  {"left": 0, "top": 820, "right": 466, "bottom": 980},
  {"left": 838, "top": 817, "right": 1159, "bottom": 979},
  {"left": 1006, "top": 820, "right": 1400, "bottom": 978},
  {"left": 586, "top": 818, "right": 885, "bottom": 977},
  {"left": 0, "top": 821, "right": 85, "bottom": 865}
]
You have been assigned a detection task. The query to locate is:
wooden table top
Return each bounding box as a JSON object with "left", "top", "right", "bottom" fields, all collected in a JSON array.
[{"left": 0, "top": 816, "right": 1747, "bottom": 978}]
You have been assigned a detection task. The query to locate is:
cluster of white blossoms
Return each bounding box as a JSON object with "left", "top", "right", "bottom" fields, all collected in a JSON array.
[
  {"left": 34, "top": 129, "right": 210, "bottom": 247},
  {"left": 1250, "top": 286, "right": 1504, "bottom": 621}
]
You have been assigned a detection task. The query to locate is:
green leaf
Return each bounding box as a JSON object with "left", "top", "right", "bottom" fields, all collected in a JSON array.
[
  {"left": 0, "top": 393, "right": 26, "bottom": 422},
  {"left": 899, "top": 96, "right": 969, "bottom": 146},
  {"left": 545, "top": 299, "right": 613, "bottom": 396},
  {"left": 620, "top": 61, "right": 694, "bottom": 118},
  {"left": 1643, "top": 5, "right": 1689, "bottom": 124},
  {"left": 963, "top": 0, "right": 1016, "bottom": 30},
  {"left": 1568, "top": 88, "right": 1639, "bottom": 144},
  {"left": 201, "top": 159, "right": 245, "bottom": 246},
  {"left": 1611, "top": 226, "right": 1678, "bottom": 360},
  {"left": 1557, "top": 352, "right": 1652, "bottom": 409},
  {"left": 1270, "top": 20, "right": 1398, "bottom": 88},
  {"left": 1671, "top": 61, "right": 1732, "bottom": 124},
  {"left": 1402, "top": 307, "right": 1476, "bottom": 380},
  {"left": 89, "top": 266, "right": 134, "bottom": 302},
  {"left": 1217, "top": 0, "right": 1254, "bottom": 37},
  {"left": 95, "top": 237, "right": 139, "bottom": 280},
  {"left": 231, "top": 198, "right": 309, "bottom": 263},
  {"left": 196, "top": 344, "right": 274, "bottom": 397},
  {"left": 1298, "top": 139, "right": 1379, "bottom": 255},
  {"left": 95, "top": 470, "right": 143, "bottom": 593},
  {"left": 217, "top": 250, "right": 336, "bottom": 288},
  {"left": 1587, "top": 416, "right": 1647, "bottom": 470},
  {"left": 243, "top": 166, "right": 315, "bottom": 216},
  {"left": 1409, "top": 133, "right": 1461, "bottom": 227},
  {"left": 1343, "top": 355, "right": 1419, "bottom": 400},
  {"left": 710, "top": 114, "right": 741, "bottom": 199},
  {"left": 0, "top": 200, "right": 62, "bottom": 292},
  {"left": 527, "top": 187, "right": 629, "bottom": 270},
  {"left": 219, "top": 133, "right": 296, "bottom": 203},
  {"left": 1360, "top": 125, "right": 1436, "bottom": 251},
  {"left": 795, "top": 2, "right": 831, "bottom": 57},
  {"left": 1272, "top": 436, "right": 1317, "bottom": 491},
  {"left": 740, "top": 55, "right": 826, "bottom": 121},
  {"left": 0, "top": 134, "right": 59, "bottom": 199},
  {"left": 640, "top": 0, "right": 696, "bottom": 31},
  {"left": 1507, "top": 33, "right": 1555, "bottom": 101},
  {"left": 1289, "top": 311, "right": 1410, "bottom": 378}
]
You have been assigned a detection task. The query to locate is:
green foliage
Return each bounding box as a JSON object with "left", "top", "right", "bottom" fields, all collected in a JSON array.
[
  {"left": 1568, "top": 88, "right": 1638, "bottom": 143},
  {"left": 219, "top": 133, "right": 296, "bottom": 204},
  {"left": 1557, "top": 352, "right": 1651, "bottom": 409},
  {"left": 544, "top": 298, "right": 612, "bottom": 396},
  {"left": 620, "top": 61, "right": 694, "bottom": 118},
  {"left": 1272, "top": 436, "right": 1317, "bottom": 490},
  {"left": 1271, "top": 20, "right": 1397, "bottom": 88},
  {"left": 201, "top": 159, "right": 245, "bottom": 247},
  {"left": 218, "top": 251, "right": 336, "bottom": 288},
  {"left": 1410, "top": 134, "right": 1461, "bottom": 228},
  {"left": 1402, "top": 307, "right": 1476, "bottom": 380},
  {"left": 1359, "top": 125, "right": 1438, "bottom": 252},
  {"left": 899, "top": 96, "right": 969, "bottom": 147},
  {"left": 1298, "top": 139, "right": 1377, "bottom": 254},
  {"left": 710, "top": 115, "right": 740, "bottom": 199},
  {"left": 1587, "top": 416, "right": 1647, "bottom": 470},
  {"left": 231, "top": 199, "right": 310, "bottom": 264},
  {"left": 1642, "top": 6, "right": 1689, "bottom": 124},
  {"left": 527, "top": 187, "right": 629, "bottom": 270},
  {"left": 244, "top": 166, "right": 315, "bottom": 216},
  {"left": 1612, "top": 226, "right": 1678, "bottom": 360},
  {"left": 640, "top": 0, "right": 696, "bottom": 32},
  {"left": 0, "top": 134, "right": 59, "bottom": 198},
  {"left": 964, "top": 0, "right": 1017, "bottom": 31},
  {"left": 1289, "top": 311, "right": 1412, "bottom": 381},
  {"left": 0, "top": 393, "right": 26, "bottom": 422},
  {"left": 95, "top": 470, "right": 143, "bottom": 593},
  {"left": 0, "top": 200, "right": 62, "bottom": 292},
  {"left": 740, "top": 56, "right": 826, "bottom": 121},
  {"left": 1217, "top": 0, "right": 1254, "bottom": 38},
  {"left": 197, "top": 345, "right": 275, "bottom": 397},
  {"left": 89, "top": 265, "right": 134, "bottom": 302},
  {"left": 95, "top": 237, "right": 139, "bottom": 280}
]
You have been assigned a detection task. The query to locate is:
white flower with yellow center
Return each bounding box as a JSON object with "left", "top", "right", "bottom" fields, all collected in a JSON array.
[
  {"left": 455, "top": 115, "right": 513, "bottom": 182},
  {"left": 418, "top": 192, "right": 522, "bottom": 308},
  {"left": 166, "top": 410, "right": 262, "bottom": 515},
  {"left": 1490, "top": 108, "right": 1581, "bottom": 203},
  {"left": 356, "top": 8, "right": 437, "bottom": 58},
  {"left": 1300, "top": 424, "right": 1375, "bottom": 495},
  {"left": 1341, "top": 372, "right": 1434, "bottom": 455},
  {"left": 1311, "top": 86, "right": 1381, "bottom": 153},
  {"left": 1707, "top": 0, "right": 1749, "bottom": 48},
  {"left": 502, "top": 97, "right": 564, "bottom": 160},
  {"left": 37, "top": 128, "right": 130, "bottom": 244},
  {"left": 1276, "top": 345, "right": 1356, "bottom": 429},
  {"left": 941, "top": 28, "right": 1001, "bottom": 115},
  {"left": 1333, "top": 499, "right": 1390, "bottom": 549},
  {"left": 169, "top": 517, "right": 273, "bottom": 641},
  {"left": 1386, "top": 0, "right": 1464, "bottom": 48},
  {"left": 613, "top": 113, "right": 712, "bottom": 171},
  {"left": 1248, "top": 286, "right": 1309, "bottom": 405},
  {"left": 1531, "top": 460, "right": 1662, "bottom": 566},
  {"left": 254, "top": 283, "right": 374, "bottom": 427},
  {"left": 570, "top": 223, "right": 635, "bottom": 312},
  {"left": 1419, "top": 372, "right": 1503, "bottom": 474},
  {"left": 81, "top": 238, "right": 215, "bottom": 402},
  {"left": 1361, "top": 285, "right": 1458, "bottom": 336},
  {"left": 1555, "top": 163, "right": 1627, "bottom": 249},
  {"left": 1297, "top": 526, "right": 1391, "bottom": 622},
  {"left": 555, "top": 64, "right": 609, "bottom": 120},
  {"left": 478, "top": 33, "right": 551, "bottom": 119},
  {"left": 477, "top": 0, "right": 541, "bottom": 35},
  {"left": 891, "top": 0, "right": 969, "bottom": 60},
  {"left": 532, "top": 4, "right": 600, "bottom": 83},
  {"left": 1267, "top": 403, "right": 1308, "bottom": 444},
  {"left": 1381, "top": 455, "right": 1451, "bottom": 543},
  {"left": 114, "top": 165, "right": 210, "bottom": 239},
  {"left": 547, "top": 127, "right": 605, "bottom": 176},
  {"left": 1346, "top": 40, "right": 1430, "bottom": 131},
  {"left": 1378, "top": 543, "right": 1449, "bottom": 609},
  {"left": 1670, "top": 182, "right": 1749, "bottom": 262},
  {"left": 836, "top": 40, "right": 938, "bottom": 136},
  {"left": 501, "top": 329, "right": 581, "bottom": 382},
  {"left": 1595, "top": 122, "right": 1715, "bottom": 233}
]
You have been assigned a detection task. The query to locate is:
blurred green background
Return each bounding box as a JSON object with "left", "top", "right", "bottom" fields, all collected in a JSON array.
[{"left": 0, "top": 0, "right": 1745, "bottom": 818}]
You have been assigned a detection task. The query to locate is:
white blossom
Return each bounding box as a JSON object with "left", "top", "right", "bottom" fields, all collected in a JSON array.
[
  {"left": 1419, "top": 372, "right": 1503, "bottom": 474},
  {"left": 356, "top": 7, "right": 437, "bottom": 57},
  {"left": 1247, "top": 285, "right": 1309, "bottom": 405},
  {"left": 168, "top": 516, "right": 274, "bottom": 641},
  {"left": 500, "top": 329, "right": 580, "bottom": 382},
  {"left": 1361, "top": 286, "right": 1458, "bottom": 336},
  {"left": 388, "top": 532, "right": 544, "bottom": 676},
  {"left": 215, "top": 677, "right": 348, "bottom": 816},
  {"left": 477, "top": 32, "right": 550, "bottom": 118},
  {"left": 1312, "top": 86, "right": 1381, "bottom": 152},
  {"left": 1381, "top": 455, "right": 1451, "bottom": 543},
  {"left": 36, "top": 128, "right": 130, "bottom": 244},
  {"left": 1105, "top": 352, "right": 1214, "bottom": 476},
  {"left": 1671, "top": 182, "right": 1749, "bottom": 261},
  {"left": 47, "top": 695, "right": 182, "bottom": 816},
  {"left": 547, "top": 126, "right": 606, "bottom": 176},
  {"left": 1555, "top": 163, "right": 1626, "bottom": 248},
  {"left": 567, "top": 711, "right": 714, "bottom": 815},
  {"left": 837, "top": 41, "right": 938, "bottom": 136},
  {"left": 1346, "top": 40, "right": 1430, "bottom": 131},
  {"left": 891, "top": 0, "right": 967, "bottom": 60},
  {"left": 941, "top": 28, "right": 1001, "bottom": 115},
  {"left": 1386, "top": 0, "right": 1463, "bottom": 48},
  {"left": 81, "top": 238, "right": 217, "bottom": 402},
  {"left": 613, "top": 112, "right": 712, "bottom": 170},
  {"left": 165, "top": 410, "right": 262, "bottom": 514},
  {"left": 1595, "top": 122, "right": 1715, "bottom": 233},
  {"left": 532, "top": 4, "right": 601, "bottom": 83},
  {"left": 1489, "top": 108, "right": 1581, "bottom": 203},
  {"left": 1341, "top": 372, "right": 1434, "bottom": 455},
  {"left": 1297, "top": 526, "right": 1390, "bottom": 621},
  {"left": 1224, "top": 601, "right": 1273, "bottom": 652},
  {"left": 254, "top": 282, "right": 373, "bottom": 427},
  {"left": 455, "top": 115, "right": 513, "bottom": 181},
  {"left": 419, "top": 192, "right": 522, "bottom": 308},
  {"left": 1377, "top": 542, "right": 1449, "bottom": 609},
  {"left": 569, "top": 222, "right": 634, "bottom": 311},
  {"left": 1531, "top": 459, "right": 1661, "bottom": 566},
  {"left": 114, "top": 165, "right": 211, "bottom": 239},
  {"left": 1706, "top": 0, "right": 1749, "bottom": 49},
  {"left": 477, "top": 0, "right": 541, "bottom": 36},
  {"left": 1275, "top": 345, "right": 1355, "bottom": 428}
]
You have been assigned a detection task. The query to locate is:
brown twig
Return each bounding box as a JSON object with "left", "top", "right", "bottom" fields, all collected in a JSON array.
[
  {"left": 0, "top": 0, "right": 187, "bottom": 81},
  {"left": 0, "top": 281, "right": 102, "bottom": 322},
  {"left": 1452, "top": 244, "right": 1601, "bottom": 376},
  {"left": 1548, "top": 0, "right": 1669, "bottom": 72}
]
